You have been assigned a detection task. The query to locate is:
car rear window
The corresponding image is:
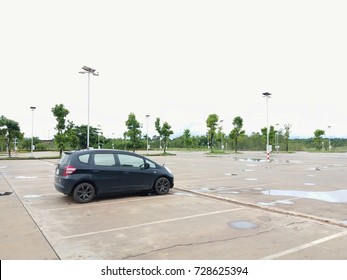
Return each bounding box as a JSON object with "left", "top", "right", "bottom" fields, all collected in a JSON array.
[
  {"left": 59, "top": 152, "right": 71, "bottom": 165},
  {"left": 78, "top": 154, "right": 90, "bottom": 164}
]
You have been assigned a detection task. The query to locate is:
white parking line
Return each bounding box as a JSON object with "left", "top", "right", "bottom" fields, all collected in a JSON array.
[
  {"left": 61, "top": 207, "right": 244, "bottom": 240},
  {"left": 260, "top": 230, "right": 347, "bottom": 260},
  {"left": 38, "top": 196, "right": 163, "bottom": 212}
]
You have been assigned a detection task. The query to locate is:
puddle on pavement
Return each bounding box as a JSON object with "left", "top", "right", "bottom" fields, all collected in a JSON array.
[
  {"left": 172, "top": 192, "right": 196, "bottom": 197},
  {"left": 261, "top": 189, "right": 347, "bottom": 203},
  {"left": 258, "top": 199, "right": 295, "bottom": 206},
  {"left": 228, "top": 220, "right": 258, "bottom": 230},
  {"left": 193, "top": 187, "right": 241, "bottom": 194},
  {"left": 285, "top": 160, "right": 303, "bottom": 164},
  {"left": 224, "top": 173, "right": 238, "bottom": 176},
  {"left": 307, "top": 167, "right": 327, "bottom": 171},
  {"left": 23, "top": 194, "right": 42, "bottom": 199},
  {"left": 221, "top": 191, "right": 240, "bottom": 194},
  {"left": 234, "top": 158, "right": 263, "bottom": 162},
  {"left": 15, "top": 176, "right": 38, "bottom": 179},
  {"left": 0, "top": 191, "right": 13, "bottom": 196}
]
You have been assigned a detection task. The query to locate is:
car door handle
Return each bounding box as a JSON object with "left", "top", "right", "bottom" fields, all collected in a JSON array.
[
  {"left": 92, "top": 170, "right": 99, "bottom": 173},
  {"left": 123, "top": 170, "right": 130, "bottom": 174}
]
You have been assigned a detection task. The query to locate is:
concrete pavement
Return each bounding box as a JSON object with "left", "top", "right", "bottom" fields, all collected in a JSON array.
[
  {"left": 1, "top": 151, "right": 347, "bottom": 260},
  {"left": 0, "top": 173, "right": 59, "bottom": 259}
]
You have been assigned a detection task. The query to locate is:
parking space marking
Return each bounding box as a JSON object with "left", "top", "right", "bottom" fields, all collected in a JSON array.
[
  {"left": 36, "top": 196, "right": 164, "bottom": 212},
  {"left": 61, "top": 207, "right": 244, "bottom": 240},
  {"left": 260, "top": 230, "right": 347, "bottom": 260}
]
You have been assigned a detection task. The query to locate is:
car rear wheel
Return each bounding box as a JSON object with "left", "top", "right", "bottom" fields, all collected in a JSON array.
[
  {"left": 154, "top": 177, "right": 171, "bottom": 195},
  {"left": 73, "top": 182, "right": 95, "bottom": 203}
]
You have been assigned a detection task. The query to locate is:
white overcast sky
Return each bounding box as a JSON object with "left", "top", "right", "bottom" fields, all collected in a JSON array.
[{"left": 1, "top": 0, "right": 346, "bottom": 139}]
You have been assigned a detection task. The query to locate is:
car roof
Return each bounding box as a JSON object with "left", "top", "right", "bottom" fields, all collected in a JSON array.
[{"left": 64, "top": 149, "right": 141, "bottom": 156}]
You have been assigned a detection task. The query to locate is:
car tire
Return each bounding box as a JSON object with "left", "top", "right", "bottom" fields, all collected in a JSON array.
[
  {"left": 73, "top": 182, "right": 95, "bottom": 203},
  {"left": 154, "top": 177, "right": 171, "bottom": 195}
]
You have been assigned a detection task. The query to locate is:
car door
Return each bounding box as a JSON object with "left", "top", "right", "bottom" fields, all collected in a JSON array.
[
  {"left": 117, "top": 153, "right": 154, "bottom": 191},
  {"left": 91, "top": 152, "right": 122, "bottom": 194}
]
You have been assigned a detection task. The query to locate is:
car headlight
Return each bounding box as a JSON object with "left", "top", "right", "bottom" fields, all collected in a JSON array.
[{"left": 164, "top": 166, "right": 173, "bottom": 175}]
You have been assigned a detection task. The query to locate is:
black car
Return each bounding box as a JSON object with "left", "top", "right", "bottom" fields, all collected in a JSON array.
[{"left": 54, "top": 149, "right": 174, "bottom": 203}]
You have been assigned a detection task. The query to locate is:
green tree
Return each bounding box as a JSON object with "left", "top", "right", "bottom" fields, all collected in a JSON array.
[
  {"left": 161, "top": 122, "right": 173, "bottom": 153},
  {"left": 71, "top": 125, "right": 98, "bottom": 149},
  {"left": 65, "top": 121, "right": 79, "bottom": 150},
  {"left": 216, "top": 123, "right": 226, "bottom": 150},
  {"left": 261, "top": 125, "right": 275, "bottom": 148},
  {"left": 125, "top": 113, "right": 142, "bottom": 152},
  {"left": 183, "top": 129, "right": 192, "bottom": 148},
  {"left": 155, "top": 117, "right": 173, "bottom": 154},
  {"left": 283, "top": 123, "right": 292, "bottom": 152},
  {"left": 229, "top": 116, "right": 245, "bottom": 153},
  {"left": 52, "top": 104, "right": 70, "bottom": 156},
  {"left": 0, "top": 115, "right": 22, "bottom": 157},
  {"left": 314, "top": 129, "right": 325, "bottom": 150},
  {"left": 206, "top": 114, "right": 219, "bottom": 152}
]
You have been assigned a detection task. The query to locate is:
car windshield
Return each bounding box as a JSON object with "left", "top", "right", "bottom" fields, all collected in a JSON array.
[{"left": 146, "top": 159, "right": 157, "bottom": 168}]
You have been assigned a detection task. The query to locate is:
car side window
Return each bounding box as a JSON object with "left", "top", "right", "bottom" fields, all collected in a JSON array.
[
  {"left": 78, "top": 154, "right": 90, "bottom": 164},
  {"left": 94, "top": 153, "right": 116, "bottom": 166},
  {"left": 118, "top": 154, "right": 144, "bottom": 168}
]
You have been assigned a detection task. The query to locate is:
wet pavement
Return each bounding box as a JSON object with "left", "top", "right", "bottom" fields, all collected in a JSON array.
[
  {"left": 1, "top": 151, "right": 347, "bottom": 259},
  {"left": 172, "top": 151, "right": 347, "bottom": 227}
]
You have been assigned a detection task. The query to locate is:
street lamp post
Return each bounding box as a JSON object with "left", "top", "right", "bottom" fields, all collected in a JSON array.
[
  {"left": 262, "top": 92, "right": 272, "bottom": 161},
  {"left": 30, "top": 106, "right": 36, "bottom": 157},
  {"left": 219, "top": 119, "right": 224, "bottom": 150},
  {"left": 146, "top": 115, "right": 150, "bottom": 151},
  {"left": 79, "top": 66, "right": 99, "bottom": 149},
  {"left": 328, "top": 125, "right": 332, "bottom": 151},
  {"left": 97, "top": 125, "right": 101, "bottom": 149},
  {"left": 275, "top": 123, "right": 280, "bottom": 152}
]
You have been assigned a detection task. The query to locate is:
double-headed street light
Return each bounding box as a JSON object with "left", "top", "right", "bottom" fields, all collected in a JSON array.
[
  {"left": 79, "top": 66, "right": 99, "bottom": 149},
  {"left": 30, "top": 106, "right": 36, "bottom": 157},
  {"left": 262, "top": 92, "right": 272, "bottom": 161}
]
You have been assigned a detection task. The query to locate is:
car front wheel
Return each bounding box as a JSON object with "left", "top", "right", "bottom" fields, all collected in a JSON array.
[
  {"left": 73, "top": 182, "right": 95, "bottom": 203},
  {"left": 154, "top": 177, "right": 171, "bottom": 195}
]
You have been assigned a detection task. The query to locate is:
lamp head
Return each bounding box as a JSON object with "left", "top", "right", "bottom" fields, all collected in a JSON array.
[
  {"left": 262, "top": 92, "right": 272, "bottom": 97},
  {"left": 82, "top": 66, "right": 96, "bottom": 73}
]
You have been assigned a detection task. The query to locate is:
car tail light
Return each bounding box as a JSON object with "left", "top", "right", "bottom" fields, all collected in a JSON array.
[{"left": 63, "top": 165, "right": 77, "bottom": 176}]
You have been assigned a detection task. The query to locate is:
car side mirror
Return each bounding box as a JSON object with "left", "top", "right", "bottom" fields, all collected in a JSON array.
[{"left": 141, "top": 163, "right": 150, "bottom": 170}]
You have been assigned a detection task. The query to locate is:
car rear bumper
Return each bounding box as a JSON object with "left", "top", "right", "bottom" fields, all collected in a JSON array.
[{"left": 54, "top": 176, "right": 75, "bottom": 195}]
